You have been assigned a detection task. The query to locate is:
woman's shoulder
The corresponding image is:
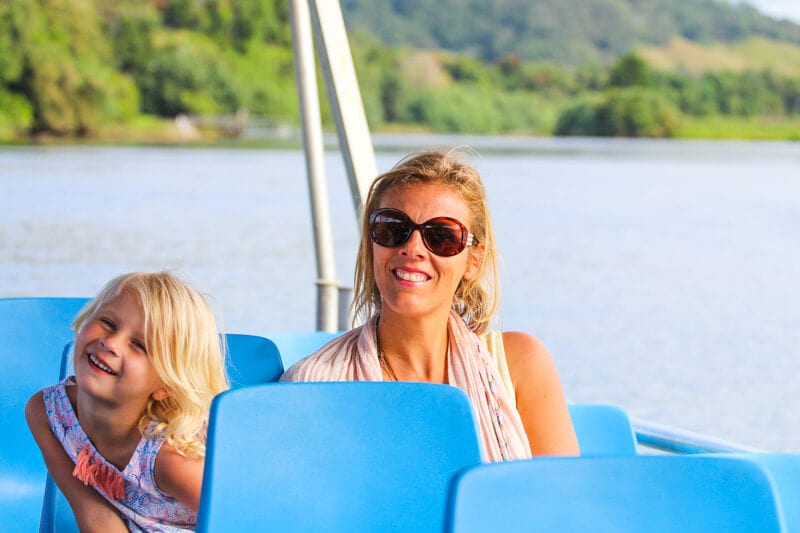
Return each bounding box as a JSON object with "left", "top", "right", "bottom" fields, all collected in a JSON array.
[
  {"left": 499, "top": 331, "right": 560, "bottom": 384},
  {"left": 279, "top": 347, "right": 343, "bottom": 382},
  {"left": 500, "top": 331, "right": 550, "bottom": 358},
  {"left": 279, "top": 353, "right": 314, "bottom": 382},
  {"left": 280, "top": 327, "right": 362, "bottom": 382}
]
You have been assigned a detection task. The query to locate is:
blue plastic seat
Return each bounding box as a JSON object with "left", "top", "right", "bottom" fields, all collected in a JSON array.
[
  {"left": 568, "top": 403, "right": 638, "bottom": 456},
  {"left": 196, "top": 382, "right": 483, "bottom": 532},
  {"left": 0, "top": 297, "right": 89, "bottom": 531},
  {"left": 41, "top": 332, "right": 285, "bottom": 532},
  {"left": 724, "top": 452, "right": 800, "bottom": 531},
  {"left": 264, "top": 330, "right": 342, "bottom": 369},
  {"left": 446, "top": 454, "right": 789, "bottom": 532}
]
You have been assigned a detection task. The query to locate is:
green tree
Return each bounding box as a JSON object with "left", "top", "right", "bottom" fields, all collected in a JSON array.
[
  {"left": 555, "top": 88, "right": 680, "bottom": 137},
  {"left": 608, "top": 53, "right": 652, "bottom": 88},
  {"left": 554, "top": 97, "right": 600, "bottom": 136},
  {"left": 595, "top": 88, "right": 680, "bottom": 136},
  {"left": 137, "top": 32, "right": 239, "bottom": 116},
  {"left": 0, "top": 90, "right": 34, "bottom": 138},
  {"left": 102, "top": 2, "right": 160, "bottom": 74},
  {"left": 3, "top": 0, "right": 138, "bottom": 135}
]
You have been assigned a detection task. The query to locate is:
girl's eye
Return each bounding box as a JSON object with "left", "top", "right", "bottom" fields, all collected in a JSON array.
[
  {"left": 99, "top": 317, "right": 115, "bottom": 329},
  {"left": 132, "top": 340, "right": 148, "bottom": 354}
]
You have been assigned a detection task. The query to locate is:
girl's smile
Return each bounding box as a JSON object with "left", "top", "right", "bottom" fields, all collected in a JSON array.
[{"left": 87, "top": 352, "right": 117, "bottom": 376}]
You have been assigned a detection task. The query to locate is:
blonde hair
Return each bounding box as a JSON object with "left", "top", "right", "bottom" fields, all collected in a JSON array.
[
  {"left": 72, "top": 271, "right": 229, "bottom": 458},
  {"left": 352, "top": 149, "right": 499, "bottom": 334}
]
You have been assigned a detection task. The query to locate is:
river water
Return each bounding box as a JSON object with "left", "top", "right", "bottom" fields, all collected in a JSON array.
[{"left": 2, "top": 135, "right": 798, "bottom": 452}]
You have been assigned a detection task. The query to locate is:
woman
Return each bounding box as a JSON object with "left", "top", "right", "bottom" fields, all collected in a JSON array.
[{"left": 281, "top": 149, "right": 579, "bottom": 460}]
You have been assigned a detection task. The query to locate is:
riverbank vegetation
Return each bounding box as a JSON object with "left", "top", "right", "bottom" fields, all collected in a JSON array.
[{"left": 1, "top": 0, "right": 799, "bottom": 142}]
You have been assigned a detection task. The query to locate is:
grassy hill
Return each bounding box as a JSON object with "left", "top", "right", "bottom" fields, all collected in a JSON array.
[
  {"left": 638, "top": 36, "right": 800, "bottom": 76},
  {"left": 342, "top": 0, "right": 800, "bottom": 67},
  {"left": 1, "top": 0, "right": 798, "bottom": 141}
]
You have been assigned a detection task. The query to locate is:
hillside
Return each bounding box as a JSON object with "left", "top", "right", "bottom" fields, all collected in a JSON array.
[
  {"left": 638, "top": 36, "right": 800, "bottom": 76},
  {"left": 1, "top": 0, "right": 798, "bottom": 140},
  {"left": 341, "top": 0, "right": 800, "bottom": 65}
]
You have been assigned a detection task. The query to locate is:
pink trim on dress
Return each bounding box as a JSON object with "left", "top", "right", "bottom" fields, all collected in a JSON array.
[{"left": 73, "top": 443, "right": 126, "bottom": 500}]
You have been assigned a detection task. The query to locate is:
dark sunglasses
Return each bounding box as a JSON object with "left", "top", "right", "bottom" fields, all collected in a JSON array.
[{"left": 368, "top": 208, "right": 478, "bottom": 257}]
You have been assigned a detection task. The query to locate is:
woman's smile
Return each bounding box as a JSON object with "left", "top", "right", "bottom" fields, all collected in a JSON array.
[{"left": 393, "top": 267, "right": 430, "bottom": 284}]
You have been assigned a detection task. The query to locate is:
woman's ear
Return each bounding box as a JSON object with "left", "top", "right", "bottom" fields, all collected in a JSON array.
[
  {"left": 151, "top": 387, "right": 171, "bottom": 402},
  {"left": 462, "top": 244, "right": 483, "bottom": 281}
]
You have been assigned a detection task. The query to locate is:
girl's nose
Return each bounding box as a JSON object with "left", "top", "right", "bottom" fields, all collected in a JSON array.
[{"left": 99, "top": 333, "right": 121, "bottom": 354}]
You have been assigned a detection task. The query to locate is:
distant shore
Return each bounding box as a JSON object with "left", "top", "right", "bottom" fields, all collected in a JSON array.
[{"left": 2, "top": 114, "right": 799, "bottom": 146}]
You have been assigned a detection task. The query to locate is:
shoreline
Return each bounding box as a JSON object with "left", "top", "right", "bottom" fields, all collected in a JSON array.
[{"left": 2, "top": 115, "right": 799, "bottom": 147}]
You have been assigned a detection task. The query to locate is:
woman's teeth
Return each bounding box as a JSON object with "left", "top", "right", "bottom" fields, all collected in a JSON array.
[{"left": 395, "top": 270, "right": 428, "bottom": 282}]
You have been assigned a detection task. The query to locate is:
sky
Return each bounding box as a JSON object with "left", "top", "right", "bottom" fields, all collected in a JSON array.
[{"left": 734, "top": 0, "right": 800, "bottom": 23}]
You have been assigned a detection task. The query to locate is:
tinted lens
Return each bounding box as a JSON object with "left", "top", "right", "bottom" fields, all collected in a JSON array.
[
  {"left": 422, "top": 219, "right": 466, "bottom": 256},
  {"left": 370, "top": 210, "right": 413, "bottom": 247}
]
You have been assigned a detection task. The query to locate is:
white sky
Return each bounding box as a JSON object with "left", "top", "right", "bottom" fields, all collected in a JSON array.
[{"left": 734, "top": 0, "right": 800, "bottom": 23}]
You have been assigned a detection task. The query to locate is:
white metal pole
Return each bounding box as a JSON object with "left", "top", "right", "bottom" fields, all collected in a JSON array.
[
  {"left": 289, "top": 0, "right": 339, "bottom": 332},
  {"left": 308, "top": 0, "right": 377, "bottom": 213}
]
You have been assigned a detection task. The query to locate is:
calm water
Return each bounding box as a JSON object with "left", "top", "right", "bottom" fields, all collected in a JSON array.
[{"left": 2, "top": 136, "right": 798, "bottom": 452}]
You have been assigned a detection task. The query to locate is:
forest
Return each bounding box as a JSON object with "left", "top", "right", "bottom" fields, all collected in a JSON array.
[
  {"left": 1, "top": 0, "right": 798, "bottom": 141},
  {"left": 343, "top": 0, "right": 800, "bottom": 63}
]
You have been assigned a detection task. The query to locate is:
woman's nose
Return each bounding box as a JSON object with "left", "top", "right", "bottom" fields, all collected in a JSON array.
[{"left": 400, "top": 228, "right": 426, "bottom": 257}]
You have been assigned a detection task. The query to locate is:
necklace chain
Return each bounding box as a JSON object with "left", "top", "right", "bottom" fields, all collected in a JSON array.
[
  {"left": 378, "top": 347, "right": 399, "bottom": 381},
  {"left": 375, "top": 321, "right": 450, "bottom": 383},
  {"left": 376, "top": 318, "right": 399, "bottom": 381}
]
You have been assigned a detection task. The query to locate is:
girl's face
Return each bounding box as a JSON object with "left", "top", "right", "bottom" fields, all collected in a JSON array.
[
  {"left": 372, "top": 183, "right": 480, "bottom": 322},
  {"left": 73, "top": 290, "right": 168, "bottom": 408}
]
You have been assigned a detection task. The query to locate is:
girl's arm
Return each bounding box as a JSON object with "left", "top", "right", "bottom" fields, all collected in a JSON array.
[
  {"left": 502, "top": 331, "right": 580, "bottom": 456},
  {"left": 25, "top": 392, "right": 128, "bottom": 533},
  {"left": 154, "top": 443, "right": 204, "bottom": 512}
]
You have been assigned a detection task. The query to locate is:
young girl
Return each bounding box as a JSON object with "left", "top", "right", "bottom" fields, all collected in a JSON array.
[{"left": 26, "top": 271, "right": 229, "bottom": 532}]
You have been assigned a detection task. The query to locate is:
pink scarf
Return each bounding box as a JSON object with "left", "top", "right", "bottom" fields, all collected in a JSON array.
[{"left": 280, "top": 311, "right": 531, "bottom": 462}]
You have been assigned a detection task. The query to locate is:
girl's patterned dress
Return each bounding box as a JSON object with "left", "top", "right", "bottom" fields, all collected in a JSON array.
[{"left": 44, "top": 378, "right": 197, "bottom": 532}]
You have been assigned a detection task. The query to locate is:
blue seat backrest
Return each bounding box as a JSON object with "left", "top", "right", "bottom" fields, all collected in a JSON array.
[
  {"left": 196, "top": 382, "right": 483, "bottom": 532},
  {"left": 568, "top": 403, "right": 637, "bottom": 456},
  {"left": 264, "top": 330, "right": 341, "bottom": 369},
  {"left": 0, "top": 297, "right": 89, "bottom": 531},
  {"left": 446, "top": 454, "right": 787, "bottom": 532},
  {"left": 222, "top": 333, "right": 284, "bottom": 388},
  {"left": 42, "top": 332, "right": 284, "bottom": 532},
  {"left": 726, "top": 452, "right": 800, "bottom": 531}
]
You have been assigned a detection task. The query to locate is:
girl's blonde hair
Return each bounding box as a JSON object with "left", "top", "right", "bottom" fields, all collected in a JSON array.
[
  {"left": 352, "top": 149, "right": 499, "bottom": 335},
  {"left": 72, "top": 271, "right": 229, "bottom": 458}
]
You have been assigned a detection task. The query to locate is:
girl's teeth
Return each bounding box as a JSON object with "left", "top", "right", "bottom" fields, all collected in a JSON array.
[{"left": 89, "top": 354, "right": 116, "bottom": 375}]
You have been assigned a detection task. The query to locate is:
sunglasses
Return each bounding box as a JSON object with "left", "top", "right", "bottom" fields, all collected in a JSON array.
[{"left": 368, "top": 208, "right": 478, "bottom": 257}]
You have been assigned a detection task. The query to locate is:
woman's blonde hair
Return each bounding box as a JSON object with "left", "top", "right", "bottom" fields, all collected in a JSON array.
[
  {"left": 72, "top": 271, "right": 229, "bottom": 458},
  {"left": 352, "top": 149, "right": 499, "bottom": 334}
]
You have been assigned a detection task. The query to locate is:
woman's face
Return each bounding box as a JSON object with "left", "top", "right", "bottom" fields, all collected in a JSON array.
[{"left": 372, "top": 183, "right": 480, "bottom": 322}]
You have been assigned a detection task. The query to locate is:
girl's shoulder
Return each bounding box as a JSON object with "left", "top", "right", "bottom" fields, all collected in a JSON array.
[
  {"left": 24, "top": 389, "right": 47, "bottom": 430},
  {"left": 41, "top": 377, "right": 79, "bottom": 424},
  {"left": 154, "top": 442, "right": 204, "bottom": 513}
]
